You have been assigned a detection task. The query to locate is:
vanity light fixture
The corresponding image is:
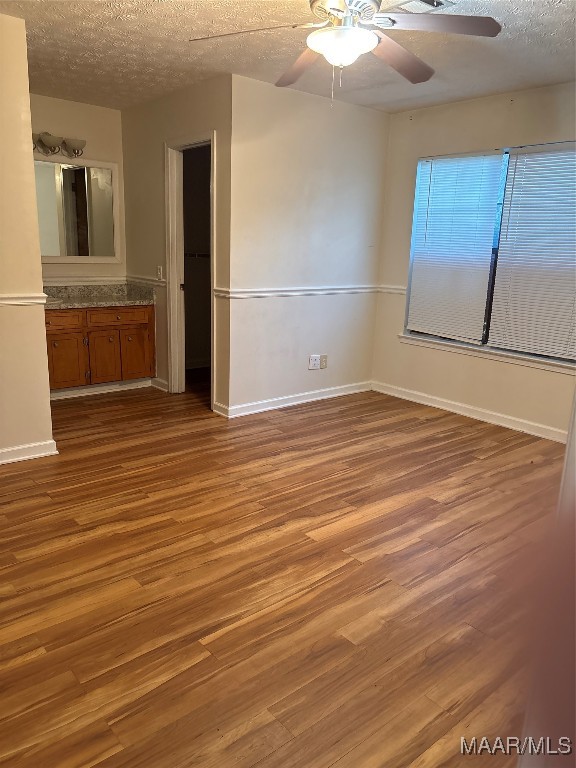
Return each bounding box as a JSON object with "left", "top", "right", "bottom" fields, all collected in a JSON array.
[
  {"left": 62, "top": 138, "right": 86, "bottom": 158},
  {"left": 32, "top": 132, "right": 86, "bottom": 157},
  {"left": 36, "top": 132, "right": 63, "bottom": 155}
]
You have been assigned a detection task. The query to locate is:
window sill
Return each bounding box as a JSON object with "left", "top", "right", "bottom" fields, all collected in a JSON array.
[{"left": 398, "top": 333, "right": 576, "bottom": 376}]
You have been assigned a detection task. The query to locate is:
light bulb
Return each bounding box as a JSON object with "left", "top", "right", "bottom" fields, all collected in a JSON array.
[{"left": 307, "top": 26, "right": 378, "bottom": 68}]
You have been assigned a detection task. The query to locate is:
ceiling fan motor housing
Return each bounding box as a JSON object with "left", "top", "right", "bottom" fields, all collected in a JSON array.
[{"left": 309, "top": 0, "right": 381, "bottom": 20}]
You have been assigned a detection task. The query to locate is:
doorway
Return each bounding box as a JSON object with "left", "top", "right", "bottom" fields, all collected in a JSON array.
[
  {"left": 182, "top": 144, "right": 211, "bottom": 404},
  {"left": 165, "top": 134, "right": 215, "bottom": 406}
]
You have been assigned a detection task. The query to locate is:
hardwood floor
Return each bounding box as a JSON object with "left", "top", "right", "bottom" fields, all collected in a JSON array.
[{"left": 0, "top": 388, "right": 565, "bottom": 767}]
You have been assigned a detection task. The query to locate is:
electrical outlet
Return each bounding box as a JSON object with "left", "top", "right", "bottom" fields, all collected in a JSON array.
[
  {"left": 308, "top": 354, "right": 320, "bottom": 370},
  {"left": 320, "top": 355, "right": 328, "bottom": 369},
  {"left": 157, "top": 265, "right": 163, "bottom": 280}
]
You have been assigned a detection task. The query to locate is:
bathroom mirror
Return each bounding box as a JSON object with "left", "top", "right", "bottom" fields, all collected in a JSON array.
[{"left": 34, "top": 159, "right": 119, "bottom": 262}]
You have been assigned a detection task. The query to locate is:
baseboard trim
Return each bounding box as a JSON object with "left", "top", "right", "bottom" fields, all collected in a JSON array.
[
  {"left": 220, "top": 382, "right": 372, "bottom": 418},
  {"left": 0, "top": 439, "right": 58, "bottom": 465},
  {"left": 50, "top": 380, "right": 152, "bottom": 400},
  {"left": 151, "top": 377, "right": 169, "bottom": 392},
  {"left": 212, "top": 401, "right": 229, "bottom": 417},
  {"left": 371, "top": 381, "right": 568, "bottom": 443}
]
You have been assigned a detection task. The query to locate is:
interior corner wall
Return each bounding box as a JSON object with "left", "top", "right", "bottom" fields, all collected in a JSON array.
[
  {"left": 29, "top": 94, "right": 126, "bottom": 283},
  {"left": 121, "top": 75, "right": 232, "bottom": 401},
  {"left": 228, "top": 75, "right": 388, "bottom": 411},
  {"left": 0, "top": 14, "right": 55, "bottom": 463},
  {"left": 372, "top": 82, "right": 576, "bottom": 440}
]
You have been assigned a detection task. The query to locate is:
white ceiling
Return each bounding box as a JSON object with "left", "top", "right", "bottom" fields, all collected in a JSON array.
[{"left": 1, "top": 0, "right": 574, "bottom": 112}]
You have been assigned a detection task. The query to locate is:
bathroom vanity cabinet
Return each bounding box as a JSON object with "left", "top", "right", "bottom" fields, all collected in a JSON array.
[{"left": 45, "top": 305, "right": 155, "bottom": 389}]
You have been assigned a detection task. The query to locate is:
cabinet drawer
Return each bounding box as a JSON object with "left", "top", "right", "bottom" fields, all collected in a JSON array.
[
  {"left": 87, "top": 307, "right": 149, "bottom": 327},
  {"left": 45, "top": 309, "right": 85, "bottom": 330}
]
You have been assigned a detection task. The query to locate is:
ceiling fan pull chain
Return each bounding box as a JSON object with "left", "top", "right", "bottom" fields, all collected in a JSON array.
[
  {"left": 331, "top": 64, "right": 335, "bottom": 104},
  {"left": 339, "top": 66, "right": 343, "bottom": 89}
]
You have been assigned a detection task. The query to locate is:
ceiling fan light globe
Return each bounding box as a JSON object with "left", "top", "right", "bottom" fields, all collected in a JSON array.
[
  {"left": 306, "top": 26, "right": 378, "bottom": 67},
  {"left": 324, "top": 48, "right": 362, "bottom": 67}
]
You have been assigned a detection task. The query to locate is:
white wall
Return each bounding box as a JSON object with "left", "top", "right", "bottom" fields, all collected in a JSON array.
[
  {"left": 228, "top": 293, "right": 377, "bottom": 412},
  {"left": 121, "top": 74, "right": 386, "bottom": 409},
  {"left": 30, "top": 93, "right": 126, "bottom": 282},
  {"left": 373, "top": 82, "right": 576, "bottom": 440},
  {"left": 0, "top": 14, "right": 55, "bottom": 463},
  {"left": 122, "top": 75, "right": 232, "bottom": 398},
  {"left": 227, "top": 76, "right": 388, "bottom": 412}
]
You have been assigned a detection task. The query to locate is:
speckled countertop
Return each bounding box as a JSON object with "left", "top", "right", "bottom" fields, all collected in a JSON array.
[{"left": 44, "top": 283, "right": 155, "bottom": 309}]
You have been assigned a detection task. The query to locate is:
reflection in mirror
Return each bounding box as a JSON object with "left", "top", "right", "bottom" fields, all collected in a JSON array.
[{"left": 34, "top": 161, "right": 115, "bottom": 258}]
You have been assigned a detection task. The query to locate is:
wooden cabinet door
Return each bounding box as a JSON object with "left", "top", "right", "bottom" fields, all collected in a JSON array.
[
  {"left": 88, "top": 330, "right": 122, "bottom": 384},
  {"left": 47, "top": 332, "right": 88, "bottom": 389},
  {"left": 120, "top": 328, "right": 150, "bottom": 379}
]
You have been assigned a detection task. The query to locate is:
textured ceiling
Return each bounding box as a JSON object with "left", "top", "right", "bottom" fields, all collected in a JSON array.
[{"left": 1, "top": 0, "right": 574, "bottom": 111}]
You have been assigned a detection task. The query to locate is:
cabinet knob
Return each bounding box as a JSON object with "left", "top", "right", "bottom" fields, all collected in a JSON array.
[
  {"left": 46, "top": 321, "right": 51, "bottom": 325},
  {"left": 116, "top": 315, "right": 121, "bottom": 320},
  {"left": 109, "top": 336, "right": 114, "bottom": 342},
  {"left": 128, "top": 336, "right": 132, "bottom": 342},
  {"left": 53, "top": 341, "right": 58, "bottom": 348}
]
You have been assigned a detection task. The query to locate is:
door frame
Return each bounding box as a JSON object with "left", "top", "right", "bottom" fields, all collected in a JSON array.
[{"left": 165, "top": 132, "right": 216, "bottom": 407}]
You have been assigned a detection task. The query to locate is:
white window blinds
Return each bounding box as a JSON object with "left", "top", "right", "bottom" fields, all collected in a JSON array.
[
  {"left": 406, "top": 154, "right": 505, "bottom": 344},
  {"left": 488, "top": 143, "right": 576, "bottom": 361}
]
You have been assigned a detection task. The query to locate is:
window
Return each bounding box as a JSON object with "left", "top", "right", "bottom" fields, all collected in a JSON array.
[{"left": 405, "top": 142, "right": 576, "bottom": 363}]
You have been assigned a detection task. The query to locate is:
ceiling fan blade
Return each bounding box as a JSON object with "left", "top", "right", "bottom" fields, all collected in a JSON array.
[
  {"left": 371, "top": 30, "right": 434, "bottom": 84},
  {"left": 276, "top": 48, "right": 321, "bottom": 87},
  {"left": 376, "top": 13, "right": 502, "bottom": 37},
  {"left": 188, "top": 21, "right": 326, "bottom": 43}
]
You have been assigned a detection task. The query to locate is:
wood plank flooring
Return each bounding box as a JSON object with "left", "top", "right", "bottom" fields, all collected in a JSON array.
[{"left": 0, "top": 386, "right": 565, "bottom": 767}]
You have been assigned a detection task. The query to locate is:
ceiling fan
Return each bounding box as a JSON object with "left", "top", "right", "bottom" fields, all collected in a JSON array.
[{"left": 189, "top": 0, "right": 501, "bottom": 87}]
